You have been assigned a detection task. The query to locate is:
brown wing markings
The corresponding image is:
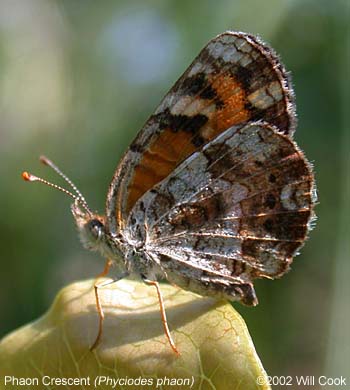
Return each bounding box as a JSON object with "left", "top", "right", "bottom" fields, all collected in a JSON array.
[
  {"left": 172, "top": 75, "right": 249, "bottom": 169},
  {"left": 170, "top": 54, "right": 276, "bottom": 143},
  {"left": 158, "top": 231, "right": 305, "bottom": 245},
  {"left": 126, "top": 129, "right": 198, "bottom": 213},
  {"left": 199, "top": 145, "right": 309, "bottom": 208},
  {"left": 157, "top": 233, "right": 296, "bottom": 279},
  {"left": 126, "top": 41, "right": 288, "bottom": 215},
  {"left": 126, "top": 122, "right": 315, "bottom": 284},
  {"left": 224, "top": 32, "right": 296, "bottom": 134},
  {"left": 152, "top": 204, "right": 312, "bottom": 245},
  {"left": 164, "top": 231, "right": 306, "bottom": 241},
  {"left": 158, "top": 177, "right": 313, "bottom": 240},
  {"left": 145, "top": 125, "right": 265, "bottom": 229},
  {"left": 126, "top": 73, "right": 251, "bottom": 213},
  {"left": 238, "top": 209, "right": 311, "bottom": 241},
  {"left": 108, "top": 32, "right": 297, "bottom": 233},
  {"left": 194, "top": 36, "right": 293, "bottom": 132},
  {"left": 241, "top": 237, "right": 298, "bottom": 278},
  {"left": 213, "top": 74, "right": 250, "bottom": 130},
  {"left": 147, "top": 126, "right": 311, "bottom": 232},
  {"left": 160, "top": 194, "right": 311, "bottom": 241},
  {"left": 191, "top": 171, "right": 312, "bottom": 223},
  {"left": 156, "top": 250, "right": 258, "bottom": 305}
]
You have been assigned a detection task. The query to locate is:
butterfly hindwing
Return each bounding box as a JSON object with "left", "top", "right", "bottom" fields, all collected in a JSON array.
[{"left": 126, "top": 122, "right": 315, "bottom": 304}]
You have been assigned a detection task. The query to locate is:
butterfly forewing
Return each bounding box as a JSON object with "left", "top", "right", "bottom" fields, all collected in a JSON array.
[{"left": 106, "top": 32, "right": 296, "bottom": 234}]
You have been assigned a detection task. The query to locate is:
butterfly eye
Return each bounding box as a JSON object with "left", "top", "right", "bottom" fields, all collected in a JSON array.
[{"left": 88, "top": 219, "right": 104, "bottom": 240}]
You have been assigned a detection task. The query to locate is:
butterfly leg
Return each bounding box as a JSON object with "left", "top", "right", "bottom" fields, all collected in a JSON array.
[
  {"left": 90, "top": 259, "right": 125, "bottom": 351},
  {"left": 90, "top": 278, "right": 116, "bottom": 350},
  {"left": 97, "top": 258, "right": 114, "bottom": 279},
  {"left": 143, "top": 278, "right": 180, "bottom": 356}
]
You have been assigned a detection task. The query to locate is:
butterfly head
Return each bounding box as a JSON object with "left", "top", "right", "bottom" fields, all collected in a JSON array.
[{"left": 71, "top": 200, "right": 108, "bottom": 252}]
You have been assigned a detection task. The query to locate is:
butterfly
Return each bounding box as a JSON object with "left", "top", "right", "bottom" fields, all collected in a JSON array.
[{"left": 23, "top": 31, "right": 316, "bottom": 355}]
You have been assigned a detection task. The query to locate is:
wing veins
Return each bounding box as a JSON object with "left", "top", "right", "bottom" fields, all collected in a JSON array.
[
  {"left": 149, "top": 141, "right": 306, "bottom": 232},
  {"left": 147, "top": 126, "right": 269, "bottom": 229}
]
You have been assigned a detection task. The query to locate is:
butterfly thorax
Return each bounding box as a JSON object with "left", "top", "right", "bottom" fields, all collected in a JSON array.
[{"left": 71, "top": 201, "right": 163, "bottom": 280}]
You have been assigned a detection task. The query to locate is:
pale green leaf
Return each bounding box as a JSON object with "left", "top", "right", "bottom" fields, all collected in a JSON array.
[{"left": 0, "top": 278, "right": 271, "bottom": 390}]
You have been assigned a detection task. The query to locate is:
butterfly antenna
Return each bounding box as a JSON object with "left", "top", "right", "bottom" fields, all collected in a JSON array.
[
  {"left": 39, "top": 155, "right": 90, "bottom": 211},
  {"left": 22, "top": 162, "right": 92, "bottom": 215}
]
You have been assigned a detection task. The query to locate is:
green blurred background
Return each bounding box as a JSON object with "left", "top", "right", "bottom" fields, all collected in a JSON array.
[{"left": 0, "top": 0, "right": 349, "bottom": 382}]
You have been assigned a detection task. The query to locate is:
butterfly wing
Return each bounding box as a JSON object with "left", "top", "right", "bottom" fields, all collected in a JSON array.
[
  {"left": 106, "top": 31, "right": 296, "bottom": 234},
  {"left": 126, "top": 122, "right": 316, "bottom": 305}
]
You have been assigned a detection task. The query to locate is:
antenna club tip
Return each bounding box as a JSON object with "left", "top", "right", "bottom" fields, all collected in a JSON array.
[{"left": 22, "top": 171, "right": 33, "bottom": 181}]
